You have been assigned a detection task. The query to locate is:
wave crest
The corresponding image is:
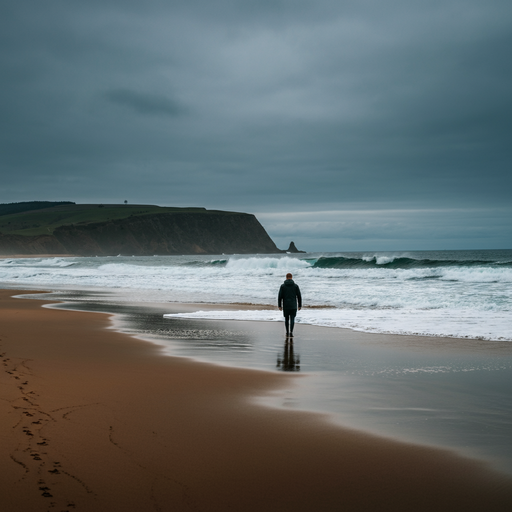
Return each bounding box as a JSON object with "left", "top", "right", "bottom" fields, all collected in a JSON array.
[
  {"left": 225, "top": 256, "right": 310, "bottom": 271},
  {"left": 0, "top": 257, "right": 75, "bottom": 268},
  {"left": 311, "top": 256, "right": 512, "bottom": 270}
]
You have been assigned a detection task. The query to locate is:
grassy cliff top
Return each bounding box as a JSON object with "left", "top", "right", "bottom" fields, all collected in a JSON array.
[{"left": 0, "top": 204, "right": 240, "bottom": 236}]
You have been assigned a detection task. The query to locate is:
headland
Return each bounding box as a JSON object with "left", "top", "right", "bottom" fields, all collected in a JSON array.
[{"left": 0, "top": 202, "right": 287, "bottom": 256}]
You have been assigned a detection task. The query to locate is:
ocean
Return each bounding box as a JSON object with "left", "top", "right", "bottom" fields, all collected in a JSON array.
[
  {"left": 2, "top": 249, "right": 512, "bottom": 473},
  {"left": 1, "top": 249, "right": 511, "bottom": 341}
]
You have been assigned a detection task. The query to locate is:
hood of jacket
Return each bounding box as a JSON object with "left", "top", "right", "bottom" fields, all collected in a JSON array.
[{"left": 283, "top": 279, "right": 295, "bottom": 286}]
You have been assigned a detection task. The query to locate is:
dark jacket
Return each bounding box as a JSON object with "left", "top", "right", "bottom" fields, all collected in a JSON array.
[{"left": 278, "top": 279, "right": 302, "bottom": 310}]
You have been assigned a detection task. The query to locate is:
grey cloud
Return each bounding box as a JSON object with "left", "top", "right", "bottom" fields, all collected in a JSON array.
[
  {"left": 104, "top": 89, "right": 185, "bottom": 116},
  {"left": 1, "top": 0, "right": 511, "bottom": 249}
]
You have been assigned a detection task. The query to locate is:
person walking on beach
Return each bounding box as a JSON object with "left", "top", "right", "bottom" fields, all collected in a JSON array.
[{"left": 278, "top": 273, "right": 302, "bottom": 337}]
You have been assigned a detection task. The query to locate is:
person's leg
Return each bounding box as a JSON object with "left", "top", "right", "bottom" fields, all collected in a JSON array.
[
  {"left": 284, "top": 314, "right": 290, "bottom": 334},
  {"left": 289, "top": 309, "right": 297, "bottom": 335}
]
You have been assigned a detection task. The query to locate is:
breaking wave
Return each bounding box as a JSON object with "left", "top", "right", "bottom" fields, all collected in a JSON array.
[
  {"left": 0, "top": 257, "right": 76, "bottom": 268},
  {"left": 310, "top": 256, "right": 512, "bottom": 270}
]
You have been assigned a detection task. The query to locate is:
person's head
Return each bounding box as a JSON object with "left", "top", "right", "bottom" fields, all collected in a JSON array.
[{"left": 286, "top": 273, "right": 293, "bottom": 280}]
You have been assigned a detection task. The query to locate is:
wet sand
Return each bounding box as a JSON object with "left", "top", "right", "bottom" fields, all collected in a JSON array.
[{"left": 2, "top": 290, "right": 512, "bottom": 511}]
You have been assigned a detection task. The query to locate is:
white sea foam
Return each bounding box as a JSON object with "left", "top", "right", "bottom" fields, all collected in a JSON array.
[
  {"left": 225, "top": 256, "right": 310, "bottom": 271},
  {"left": 362, "top": 254, "right": 406, "bottom": 265},
  {"left": 164, "top": 307, "right": 512, "bottom": 341}
]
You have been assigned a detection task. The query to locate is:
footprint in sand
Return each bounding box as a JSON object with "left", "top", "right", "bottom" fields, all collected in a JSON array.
[
  {"left": 48, "top": 469, "right": 60, "bottom": 474},
  {"left": 41, "top": 491, "right": 53, "bottom": 497},
  {"left": 37, "top": 441, "right": 48, "bottom": 446}
]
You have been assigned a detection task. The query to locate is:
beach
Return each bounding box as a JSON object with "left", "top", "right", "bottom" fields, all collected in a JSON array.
[{"left": 2, "top": 289, "right": 512, "bottom": 511}]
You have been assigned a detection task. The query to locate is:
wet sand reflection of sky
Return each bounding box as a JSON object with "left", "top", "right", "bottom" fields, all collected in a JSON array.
[{"left": 40, "top": 293, "right": 512, "bottom": 477}]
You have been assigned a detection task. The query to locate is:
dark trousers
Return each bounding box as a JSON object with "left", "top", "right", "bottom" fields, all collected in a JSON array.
[{"left": 283, "top": 309, "right": 297, "bottom": 333}]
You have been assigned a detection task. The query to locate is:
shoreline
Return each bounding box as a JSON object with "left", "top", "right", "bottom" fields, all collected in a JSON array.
[
  {"left": 10, "top": 283, "right": 512, "bottom": 343},
  {"left": 2, "top": 289, "right": 512, "bottom": 511}
]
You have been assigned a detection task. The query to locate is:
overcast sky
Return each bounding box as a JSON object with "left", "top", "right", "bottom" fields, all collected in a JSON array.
[{"left": 1, "top": 0, "right": 511, "bottom": 251}]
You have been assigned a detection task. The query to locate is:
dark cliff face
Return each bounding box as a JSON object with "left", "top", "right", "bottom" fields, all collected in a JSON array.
[
  {"left": 0, "top": 212, "right": 282, "bottom": 256},
  {"left": 0, "top": 234, "right": 68, "bottom": 255}
]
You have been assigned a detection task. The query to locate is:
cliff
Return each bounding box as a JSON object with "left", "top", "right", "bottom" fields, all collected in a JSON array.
[
  {"left": 0, "top": 211, "right": 281, "bottom": 256},
  {"left": 0, "top": 234, "right": 68, "bottom": 255}
]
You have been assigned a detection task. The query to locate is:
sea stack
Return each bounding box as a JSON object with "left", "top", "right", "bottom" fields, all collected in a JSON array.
[{"left": 286, "top": 241, "right": 305, "bottom": 253}]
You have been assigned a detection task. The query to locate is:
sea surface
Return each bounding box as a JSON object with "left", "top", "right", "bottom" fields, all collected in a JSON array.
[
  {"left": 1, "top": 249, "right": 511, "bottom": 341},
  {"left": 2, "top": 249, "right": 512, "bottom": 474}
]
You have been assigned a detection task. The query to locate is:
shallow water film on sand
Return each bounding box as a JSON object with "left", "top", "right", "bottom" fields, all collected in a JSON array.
[{"left": 1, "top": 249, "right": 511, "bottom": 340}]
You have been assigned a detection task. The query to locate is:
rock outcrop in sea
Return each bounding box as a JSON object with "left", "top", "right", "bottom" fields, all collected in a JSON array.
[{"left": 286, "top": 241, "right": 305, "bottom": 253}]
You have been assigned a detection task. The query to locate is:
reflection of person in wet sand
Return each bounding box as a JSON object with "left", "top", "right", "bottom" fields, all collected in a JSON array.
[
  {"left": 278, "top": 273, "right": 302, "bottom": 337},
  {"left": 277, "top": 339, "right": 300, "bottom": 371}
]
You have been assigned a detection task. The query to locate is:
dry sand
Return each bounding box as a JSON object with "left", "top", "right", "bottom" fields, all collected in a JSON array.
[{"left": 1, "top": 290, "right": 512, "bottom": 512}]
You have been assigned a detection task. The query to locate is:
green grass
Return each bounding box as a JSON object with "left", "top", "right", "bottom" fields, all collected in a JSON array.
[{"left": 0, "top": 204, "right": 234, "bottom": 236}]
